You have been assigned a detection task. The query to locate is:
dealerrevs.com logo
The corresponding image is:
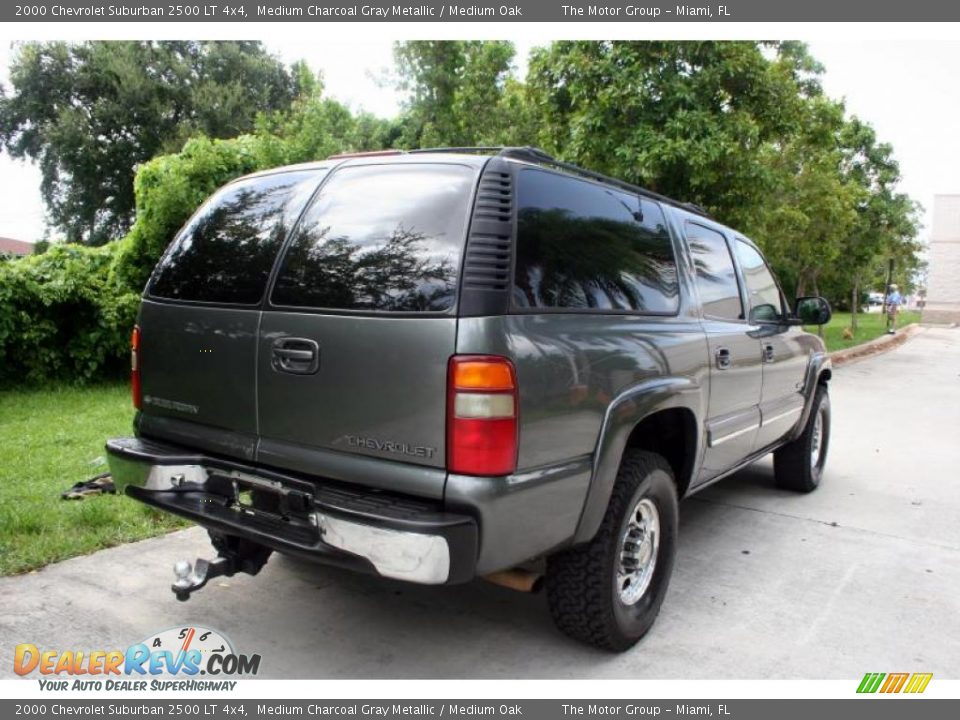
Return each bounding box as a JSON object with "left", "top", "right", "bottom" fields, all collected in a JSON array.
[{"left": 14, "top": 626, "right": 260, "bottom": 691}]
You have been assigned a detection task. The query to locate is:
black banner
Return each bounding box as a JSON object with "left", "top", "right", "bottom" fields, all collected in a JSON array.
[{"left": 4, "top": 0, "right": 960, "bottom": 23}]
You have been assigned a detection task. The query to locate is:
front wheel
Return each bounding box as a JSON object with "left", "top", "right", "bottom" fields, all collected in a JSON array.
[
  {"left": 546, "top": 450, "right": 679, "bottom": 652},
  {"left": 774, "top": 385, "right": 831, "bottom": 492}
]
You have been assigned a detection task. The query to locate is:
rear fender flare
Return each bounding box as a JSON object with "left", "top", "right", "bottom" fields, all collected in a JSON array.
[{"left": 572, "top": 377, "right": 703, "bottom": 544}]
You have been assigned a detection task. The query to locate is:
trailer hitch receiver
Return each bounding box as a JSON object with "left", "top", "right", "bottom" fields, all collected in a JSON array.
[{"left": 171, "top": 538, "right": 272, "bottom": 601}]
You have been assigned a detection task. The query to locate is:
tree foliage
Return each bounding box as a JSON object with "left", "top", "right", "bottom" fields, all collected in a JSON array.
[
  {"left": 0, "top": 41, "right": 299, "bottom": 245},
  {"left": 394, "top": 41, "right": 522, "bottom": 147}
]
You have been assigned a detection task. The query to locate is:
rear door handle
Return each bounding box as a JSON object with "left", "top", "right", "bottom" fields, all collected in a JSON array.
[
  {"left": 763, "top": 344, "right": 775, "bottom": 363},
  {"left": 272, "top": 338, "right": 320, "bottom": 375},
  {"left": 715, "top": 347, "right": 731, "bottom": 370}
]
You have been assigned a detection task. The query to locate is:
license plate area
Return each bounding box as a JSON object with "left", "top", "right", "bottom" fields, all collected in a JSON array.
[{"left": 207, "top": 469, "right": 315, "bottom": 524}]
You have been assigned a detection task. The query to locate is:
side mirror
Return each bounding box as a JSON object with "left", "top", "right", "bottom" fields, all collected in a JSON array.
[
  {"left": 748, "top": 303, "right": 782, "bottom": 324},
  {"left": 795, "top": 296, "right": 832, "bottom": 326}
]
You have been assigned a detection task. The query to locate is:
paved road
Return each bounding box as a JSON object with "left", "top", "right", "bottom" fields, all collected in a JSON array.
[{"left": 3, "top": 328, "right": 959, "bottom": 679}]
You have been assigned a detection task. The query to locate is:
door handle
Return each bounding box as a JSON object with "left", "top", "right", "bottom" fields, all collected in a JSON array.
[
  {"left": 271, "top": 338, "right": 320, "bottom": 375},
  {"left": 715, "top": 347, "right": 731, "bottom": 370},
  {"left": 763, "top": 344, "right": 775, "bottom": 363}
]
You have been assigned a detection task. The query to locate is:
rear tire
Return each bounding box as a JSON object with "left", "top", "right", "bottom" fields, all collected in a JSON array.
[
  {"left": 546, "top": 450, "right": 678, "bottom": 652},
  {"left": 774, "top": 385, "right": 830, "bottom": 493}
]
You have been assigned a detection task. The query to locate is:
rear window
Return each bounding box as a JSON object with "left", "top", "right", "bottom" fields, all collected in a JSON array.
[
  {"left": 513, "top": 168, "right": 679, "bottom": 313},
  {"left": 270, "top": 164, "right": 473, "bottom": 312},
  {"left": 148, "top": 170, "right": 324, "bottom": 304}
]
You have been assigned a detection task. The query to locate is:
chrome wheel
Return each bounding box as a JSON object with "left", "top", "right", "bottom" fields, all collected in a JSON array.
[
  {"left": 616, "top": 497, "right": 660, "bottom": 606},
  {"left": 810, "top": 408, "right": 824, "bottom": 470}
]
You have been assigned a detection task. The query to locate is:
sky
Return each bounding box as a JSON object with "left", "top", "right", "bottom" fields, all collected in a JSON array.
[{"left": 1, "top": 38, "right": 958, "bottom": 243}]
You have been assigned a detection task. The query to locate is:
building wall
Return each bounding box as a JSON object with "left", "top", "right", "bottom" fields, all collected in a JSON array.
[{"left": 923, "top": 194, "right": 960, "bottom": 323}]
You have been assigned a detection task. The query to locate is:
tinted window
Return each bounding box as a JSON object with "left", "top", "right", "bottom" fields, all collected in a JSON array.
[
  {"left": 148, "top": 171, "right": 323, "bottom": 304},
  {"left": 513, "top": 169, "right": 679, "bottom": 313},
  {"left": 687, "top": 223, "right": 743, "bottom": 321},
  {"left": 271, "top": 164, "right": 473, "bottom": 312},
  {"left": 736, "top": 239, "right": 784, "bottom": 322}
]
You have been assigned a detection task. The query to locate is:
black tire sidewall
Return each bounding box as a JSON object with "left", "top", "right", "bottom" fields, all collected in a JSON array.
[
  {"left": 608, "top": 464, "right": 678, "bottom": 644},
  {"left": 804, "top": 389, "right": 831, "bottom": 488}
]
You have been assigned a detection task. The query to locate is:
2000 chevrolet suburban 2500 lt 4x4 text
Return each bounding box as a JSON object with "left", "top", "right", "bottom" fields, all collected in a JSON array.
[{"left": 107, "top": 147, "right": 833, "bottom": 651}]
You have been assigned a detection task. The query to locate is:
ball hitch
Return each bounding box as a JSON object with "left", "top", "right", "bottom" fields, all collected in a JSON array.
[{"left": 171, "top": 538, "right": 272, "bottom": 601}]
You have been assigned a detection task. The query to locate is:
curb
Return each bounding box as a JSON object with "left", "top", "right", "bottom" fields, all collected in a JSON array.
[{"left": 828, "top": 323, "right": 923, "bottom": 367}]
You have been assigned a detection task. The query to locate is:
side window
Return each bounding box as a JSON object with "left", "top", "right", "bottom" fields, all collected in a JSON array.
[
  {"left": 686, "top": 223, "right": 743, "bottom": 321},
  {"left": 148, "top": 170, "right": 324, "bottom": 304},
  {"left": 513, "top": 168, "right": 679, "bottom": 313},
  {"left": 735, "top": 239, "right": 785, "bottom": 322}
]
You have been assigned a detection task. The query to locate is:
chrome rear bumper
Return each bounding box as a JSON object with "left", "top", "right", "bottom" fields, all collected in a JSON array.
[{"left": 106, "top": 437, "right": 477, "bottom": 585}]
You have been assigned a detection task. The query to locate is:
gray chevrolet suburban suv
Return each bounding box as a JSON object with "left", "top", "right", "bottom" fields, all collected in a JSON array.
[{"left": 106, "top": 147, "right": 833, "bottom": 651}]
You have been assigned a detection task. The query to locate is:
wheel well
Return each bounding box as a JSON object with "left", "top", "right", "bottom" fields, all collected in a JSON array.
[{"left": 623, "top": 408, "right": 697, "bottom": 498}]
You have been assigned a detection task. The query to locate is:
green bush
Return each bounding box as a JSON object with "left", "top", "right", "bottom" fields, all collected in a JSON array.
[
  {"left": 0, "top": 94, "right": 397, "bottom": 386},
  {"left": 0, "top": 244, "right": 138, "bottom": 386}
]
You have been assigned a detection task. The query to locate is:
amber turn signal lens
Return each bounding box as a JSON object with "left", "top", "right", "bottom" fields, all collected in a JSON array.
[{"left": 451, "top": 358, "right": 516, "bottom": 391}]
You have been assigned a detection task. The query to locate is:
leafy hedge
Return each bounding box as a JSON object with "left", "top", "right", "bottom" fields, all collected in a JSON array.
[
  {"left": 0, "top": 95, "right": 393, "bottom": 387},
  {"left": 0, "top": 244, "right": 138, "bottom": 385}
]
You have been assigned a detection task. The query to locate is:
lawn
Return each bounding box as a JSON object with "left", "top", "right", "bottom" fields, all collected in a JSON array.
[
  {"left": 0, "top": 382, "right": 186, "bottom": 575},
  {"left": 805, "top": 309, "right": 921, "bottom": 352}
]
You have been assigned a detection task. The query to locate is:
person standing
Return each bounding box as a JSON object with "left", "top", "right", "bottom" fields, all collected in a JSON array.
[{"left": 885, "top": 283, "right": 903, "bottom": 333}]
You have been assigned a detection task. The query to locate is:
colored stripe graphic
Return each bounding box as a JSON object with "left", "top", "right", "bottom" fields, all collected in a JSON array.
[
  {"left": 857, "top": 673, "right": 886, "bottom": 693},
  {"left": 904, "top": 673, "right": 933, "bottom": 694},
  {"left": 880, "top": 673, "right": 909, "bottom": 693}
]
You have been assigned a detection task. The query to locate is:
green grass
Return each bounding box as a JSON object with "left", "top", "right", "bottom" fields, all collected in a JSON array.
[
  {"left": 0, "top": 383, "right": 186, "bottom": 575},
  {"left": 805, "top": 310, "right": 921, "bottom": 352}
]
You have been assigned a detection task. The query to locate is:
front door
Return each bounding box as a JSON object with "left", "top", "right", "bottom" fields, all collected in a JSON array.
[
  {"left": 685, "top": 222, "right": 762, "bottom": 482},
  {"left": 733, "top": 239, "right": 811, "bottom": 449}
]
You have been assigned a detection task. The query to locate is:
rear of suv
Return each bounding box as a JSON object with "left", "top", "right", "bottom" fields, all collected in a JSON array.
[{"left": 108, "top": 147, "right": 833, "bottom": 651}]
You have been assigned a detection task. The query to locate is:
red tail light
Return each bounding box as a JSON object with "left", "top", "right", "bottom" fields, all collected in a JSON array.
[
  {"left": 131, "top": 326, "right": 141, "bottom": 410},
  {"left": 447, "top": 355, "right": 518, "bottom": 476}
]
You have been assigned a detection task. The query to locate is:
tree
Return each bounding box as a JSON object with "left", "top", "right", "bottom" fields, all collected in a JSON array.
[
  {"left": 750, "top": 96, "right": 861, "bottom": 301},
  {"left": 525, "top": 41, "right": 824, "bottom": 230},
  {"left": 393, "top": 41, "right": 520, "bottom": 148},
  {"left": 0, "top": 41, "right": 299, "bottom": 245},
  {"left": 831, "top": 118, "right": 921, "bottom": 328}
]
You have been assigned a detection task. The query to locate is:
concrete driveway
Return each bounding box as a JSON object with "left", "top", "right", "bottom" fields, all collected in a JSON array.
[{"left": 2, "top": 327, "right": 959, "bottom": 679}]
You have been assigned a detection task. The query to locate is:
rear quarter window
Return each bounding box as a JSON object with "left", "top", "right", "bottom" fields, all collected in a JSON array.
[
  {"left": 270, "top": 164, "right": 474, "bottom": 313},
  {"left": 513, "top": 168, "right": 679, "bottom": 313},
  {"left": 148, "top": 170, "right": 324, "bottom": 305}
]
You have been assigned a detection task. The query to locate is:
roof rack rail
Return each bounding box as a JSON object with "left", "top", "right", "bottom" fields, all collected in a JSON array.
[
  {"left": 327, "top": 150, "right": 406, "bottom": 159},
  {"left": 405, "top": 146, "right": 711, "bottom": 218},
  {"left": 407, "top": 147, "right": 507, "bottom": 156}
]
